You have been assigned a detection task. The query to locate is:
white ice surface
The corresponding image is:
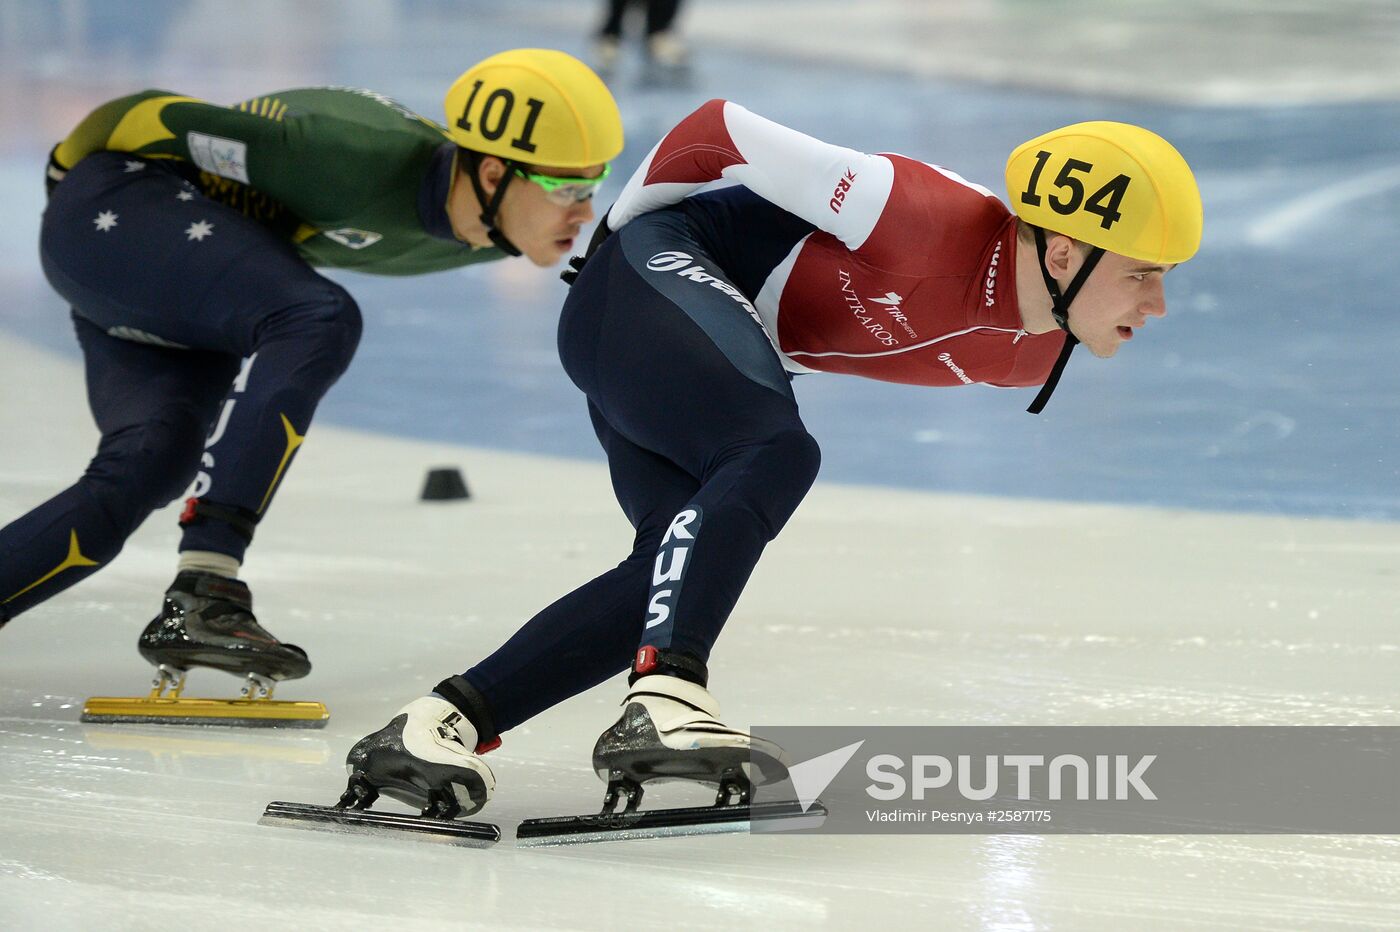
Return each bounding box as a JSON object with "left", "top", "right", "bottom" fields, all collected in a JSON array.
[{"left": 4, "top": 334, "right": 1400, "bottom": 929}]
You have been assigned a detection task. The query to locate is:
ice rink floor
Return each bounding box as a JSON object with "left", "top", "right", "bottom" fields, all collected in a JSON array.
[
  {"left": 7, "top": 333, "right": 1400, "bottom": 930},
  {"left": 3, "top": 1, "right": 1400, "bottom": 929}
]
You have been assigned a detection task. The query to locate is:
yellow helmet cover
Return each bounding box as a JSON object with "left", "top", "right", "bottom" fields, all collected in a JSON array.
[
  {"left": 1005, "top": 121, "right": 1202, "bottom": 264},
  {"left": 445, "top": 48, "right": 623, "bottom": 168}
]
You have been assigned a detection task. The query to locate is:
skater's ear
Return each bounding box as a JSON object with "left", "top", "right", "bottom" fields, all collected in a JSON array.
[{"left": 472, "top": 155, "right": 508, "bottom": 198}]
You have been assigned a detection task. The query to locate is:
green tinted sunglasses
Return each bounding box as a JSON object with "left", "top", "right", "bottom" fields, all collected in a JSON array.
[{"left": 514, "top": 164, "right": 611, "bottom": 205}]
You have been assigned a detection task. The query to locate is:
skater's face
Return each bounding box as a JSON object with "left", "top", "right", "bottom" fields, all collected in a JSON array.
[
  {"left": 474, "top": 157, "right": 603, "bottom": 267},
  {"left": 1041, "top": 235, "right": 1173, "bottom": 358}
]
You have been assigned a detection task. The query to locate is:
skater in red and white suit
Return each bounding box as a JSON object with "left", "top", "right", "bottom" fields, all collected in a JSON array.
[
  {"left": 606, "top": 98, "right": 1068, "bottom": 386},
  {"left": 346, "top": 101, "right": 1204, "bottom": 821}
]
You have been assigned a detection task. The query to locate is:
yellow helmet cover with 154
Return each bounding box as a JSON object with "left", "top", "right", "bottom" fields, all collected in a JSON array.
[
  {"left": 1005, "top": 121, "right": 1202, "bottom": 265},
  {"left": 445, "top": 48, "right": 623, "bottom": 169}
]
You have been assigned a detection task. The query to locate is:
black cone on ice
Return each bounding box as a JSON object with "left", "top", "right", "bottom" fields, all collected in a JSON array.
[{"left": 421, "top": 467, "right": 470, "bottom": 501}]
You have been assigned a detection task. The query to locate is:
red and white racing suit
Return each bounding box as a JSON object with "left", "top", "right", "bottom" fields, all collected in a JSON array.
[{"left": 606, "top": 98, "right": 1066, "bottom": 389}]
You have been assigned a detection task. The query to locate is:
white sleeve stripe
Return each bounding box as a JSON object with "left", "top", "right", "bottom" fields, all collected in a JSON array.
[
  {"left": 607, "top": 101, "right": 901, "bottom": 249},
  {"left": 720, "top": 102, "right": 893, "bottom": 251}
]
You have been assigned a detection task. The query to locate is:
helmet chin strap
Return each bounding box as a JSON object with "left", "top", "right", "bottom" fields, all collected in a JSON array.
[
  {"left": 464, "top": 152, "right": 523, "bottom": 257},
  {"left": 1026, "top": 227, "right": 1105, "bottom": 414}
]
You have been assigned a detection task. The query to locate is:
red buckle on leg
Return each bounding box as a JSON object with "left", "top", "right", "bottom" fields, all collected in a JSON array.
[
  {"left": 474, "top": 736, "right": 501, "bottom": 755},
  {"left": 179, "top": 497, "right": 200, "bottom": 526},
  {"left": 634, "top": 645, "right": 658, "bottom": 675}
]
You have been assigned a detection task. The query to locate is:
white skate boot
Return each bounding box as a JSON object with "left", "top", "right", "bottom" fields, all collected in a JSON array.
[
  {"left": 516, "top": 670, "right": 819, "bottom": 844},
  {"left": 343, "top": 696, "right": 496, "bottom": 819},
  {"left": 262, "top": 696, "right": 501, "bottom": 845},
  {"left": 592, "top": 674, "right": 788, "bottom": 810}
]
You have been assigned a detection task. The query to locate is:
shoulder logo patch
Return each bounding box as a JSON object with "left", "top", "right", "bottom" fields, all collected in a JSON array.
[
  {"left": 187, "top": 132, "right": 250, "bottom": 184},
  {"left": 323, "top": 228, "right": 383, "bottom": 249}
]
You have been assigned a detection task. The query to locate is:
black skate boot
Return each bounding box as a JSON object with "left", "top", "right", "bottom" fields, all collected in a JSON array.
[
  {"left": 343, "top": 697, "right": 496, "bottom": 819},
  {"left": 138, "top": 571, "right": 310, "bottom": 697},
  {"left": 81, "top": 572, "right": 326, "bottom": 727}
]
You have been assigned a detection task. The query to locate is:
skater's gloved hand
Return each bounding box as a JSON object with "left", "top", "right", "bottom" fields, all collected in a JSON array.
[
  {"left": 45, "top": 145, "right": 69, "bottom": 197},
  {"left": 560, "top": 212, "right": 614, "bottom": 286},
  {"left": 559, "top": 254, "right": 588, "bottom": 287}
]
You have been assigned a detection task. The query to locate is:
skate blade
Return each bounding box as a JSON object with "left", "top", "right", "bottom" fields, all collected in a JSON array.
[
  {"left": 515, "top": 799, "right": 827, "bottom": 847},
  {"left": 81, "top": 696, "right": 329, "bottom": 728},
  {"left": 260, "top": 801, "right": 500, "bottom": 847}
]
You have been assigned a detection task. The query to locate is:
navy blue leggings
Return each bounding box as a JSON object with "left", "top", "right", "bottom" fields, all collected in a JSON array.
[
  {"left": 0, "top": 153, "right": 360, "bottom": 620},
  {"left": 458, "top": 210, "right": 821, "bottom": 734}
]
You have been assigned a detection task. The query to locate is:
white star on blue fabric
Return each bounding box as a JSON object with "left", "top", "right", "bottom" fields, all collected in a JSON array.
[
  {"left": 93, "top": 210, "right": 118, "bottom": 232},
  {"left": 123, "top": 160, "right": 146, "bottom": 173},
  {"left": 185, "top": 220, "right": 214, "bottom": 241},
  {"left": 176, "top": 190, "right": 194, "bottom": 201}
]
